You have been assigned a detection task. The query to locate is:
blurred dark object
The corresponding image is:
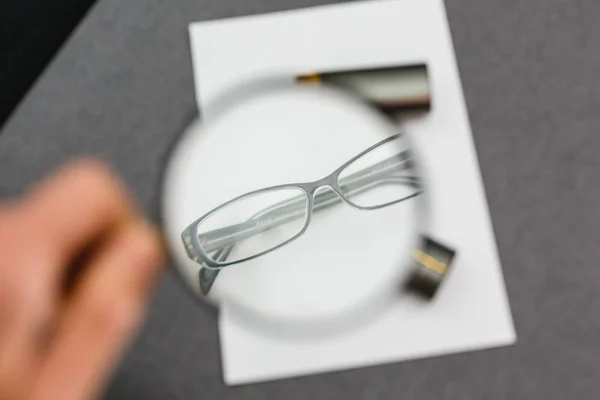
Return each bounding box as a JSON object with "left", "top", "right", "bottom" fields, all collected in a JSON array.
[
  {"left": 296, "top": 63, "right": 431, "bottom": 114},
  {"left": 0, "top": 0, "right": 98, "bottom": 130},
  {"left": 406, "top": 236, "right": 456, "bottom": 299}
]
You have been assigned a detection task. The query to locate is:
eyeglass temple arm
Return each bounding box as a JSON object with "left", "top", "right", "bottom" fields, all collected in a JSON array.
[{"left": 197, "top": 152, "right": 420, "bottom": 254}]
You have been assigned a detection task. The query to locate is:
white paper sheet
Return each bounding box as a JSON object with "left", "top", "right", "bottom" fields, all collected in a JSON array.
[{"left": 189, "top": 0, "right": 516, "bottom": 385}]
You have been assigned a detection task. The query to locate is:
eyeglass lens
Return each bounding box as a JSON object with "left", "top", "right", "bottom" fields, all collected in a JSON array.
[
  {"left": 196, "top": 187, "right": 310, "bottom": 263},
  {"left": 337, "top": 135, "right": 419, "bottom": 208}
]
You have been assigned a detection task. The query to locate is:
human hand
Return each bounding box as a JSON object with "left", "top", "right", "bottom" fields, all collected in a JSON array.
[{"left": 0, "top": 159, "right": 165, "bottom": 400}]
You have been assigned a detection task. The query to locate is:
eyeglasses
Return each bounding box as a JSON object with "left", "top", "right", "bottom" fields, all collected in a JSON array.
[{"left": 181, "top": 134, "right": 422, "bottom": 295}]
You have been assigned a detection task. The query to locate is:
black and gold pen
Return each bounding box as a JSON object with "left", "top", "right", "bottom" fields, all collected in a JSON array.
[
  {"left": 406, "top": 236, "right": 456, "bottom": 299},
  {"left": 296, "top": 63, "right": 431, "bottom": 113}
]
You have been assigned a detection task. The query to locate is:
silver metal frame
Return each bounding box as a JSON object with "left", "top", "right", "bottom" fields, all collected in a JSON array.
[{"left": 182, "top": 133, "right": 422, "bottom": 276}]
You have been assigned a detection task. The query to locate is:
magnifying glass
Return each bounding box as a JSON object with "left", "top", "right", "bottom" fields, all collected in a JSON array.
[{"left": 161, "top": 72, "right": 444, "bottom": 338}]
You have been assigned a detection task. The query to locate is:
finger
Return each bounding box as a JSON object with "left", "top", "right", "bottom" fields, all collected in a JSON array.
[
  {"left": 0, "top": 208, "right": 56, "bottom": 400},
  {"left": 0, "top": 159, "right": 134, "bottom": 364},
  {"left": 20, "top": 158, "right": 138, "bottom": 272},
  {"left": 32, "top": 221, "right": 164, "bottom": 400}
]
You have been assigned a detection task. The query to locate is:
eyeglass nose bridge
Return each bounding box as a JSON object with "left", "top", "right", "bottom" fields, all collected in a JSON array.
[{"left": 303, "top": 171, "right": 341, "bottom": 197}]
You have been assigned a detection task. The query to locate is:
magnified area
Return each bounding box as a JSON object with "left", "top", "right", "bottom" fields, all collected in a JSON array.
[{"left": 162, "top": 83, "right": 424, "bottom": 334}]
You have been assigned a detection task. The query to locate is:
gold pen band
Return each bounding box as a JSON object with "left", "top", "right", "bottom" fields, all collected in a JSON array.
[
  {"left": 296, "top": 73, "right": 322, "bottom": 84},
  {"left": 413, "top": 249, "right": 448, "bottom": 275},
  {"left": 406, "top": 236, "right": 456, "bottom": 299}
]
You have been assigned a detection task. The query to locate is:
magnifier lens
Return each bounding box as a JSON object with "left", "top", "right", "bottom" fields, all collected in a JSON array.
[{"left": 162, "top": 82, "right": 424, "bottom": 335}]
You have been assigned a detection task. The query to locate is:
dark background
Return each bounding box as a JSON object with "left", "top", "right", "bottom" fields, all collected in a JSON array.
[{"left": 0, "top": 0, "right": 97, "bottom": 129}]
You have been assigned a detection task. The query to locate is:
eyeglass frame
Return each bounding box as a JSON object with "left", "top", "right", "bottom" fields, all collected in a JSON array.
[{"left": 181, "top": 133, "right": 422, "bottom": 270}]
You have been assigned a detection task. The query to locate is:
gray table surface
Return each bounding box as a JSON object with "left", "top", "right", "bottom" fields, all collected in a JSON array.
[{"left": 2, "top": 0, "right": 600, "bottom": 398}]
